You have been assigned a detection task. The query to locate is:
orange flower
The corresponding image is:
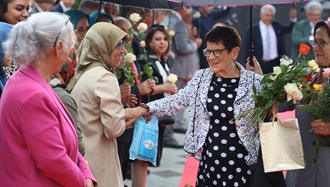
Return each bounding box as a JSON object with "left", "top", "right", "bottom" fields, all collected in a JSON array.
[{"left": 299, "top": 43, "right": 311, "bottom": 55}]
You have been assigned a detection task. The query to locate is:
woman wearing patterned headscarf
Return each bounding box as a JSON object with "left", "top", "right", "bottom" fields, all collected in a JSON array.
[{"left": 68, "top": 22, "right": 130, "bottom": 187}]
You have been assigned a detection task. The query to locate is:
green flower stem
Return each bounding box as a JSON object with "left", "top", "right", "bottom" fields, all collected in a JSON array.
[{"left": 312, "top": 134, "right": 320, "bottom": 167}]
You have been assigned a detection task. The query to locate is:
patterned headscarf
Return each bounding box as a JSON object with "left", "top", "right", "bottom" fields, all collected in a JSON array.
[
  {"left": 0, "top": 22, "right": 13, "bottom": 96},
  {"left": 67, "top": 22, "right": 127, "bottom": 92}
]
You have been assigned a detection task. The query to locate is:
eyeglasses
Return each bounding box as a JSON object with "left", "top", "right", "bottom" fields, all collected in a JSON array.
[
  {"left": 53, "top": 17, "right": 70, "bottom": 47},
  {"left": 75, "top": 27, "right": 89, "bottom": 34},
  {"left": 117, "top": 40, "right": 126, "bottom": 50},
  {"left": 310, "top": 39, "right": 329, "bottom": 48},
  {"left": 203, "top": 48, "right": 227, "bottom": 58}
]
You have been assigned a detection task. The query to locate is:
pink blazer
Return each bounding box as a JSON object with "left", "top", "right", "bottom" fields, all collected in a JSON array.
[{"left": 0, "top": 65, "right": 96, "bottom": 186}]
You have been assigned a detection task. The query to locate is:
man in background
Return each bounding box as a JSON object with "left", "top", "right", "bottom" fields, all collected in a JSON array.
[
  {"left": 52, "top": 0, "right": 74, "bottom": 13},
  {"left": 29, "top": 0, "right": 54, "bottom": 14},
  {"left": 78, "top": 0, "right": 103, "bottom": 14},
  {"left": 104, "top": 3, "right": 119, "bottom": 19},
  {"left": 162, "top": 7, "right": 202, "bottom": 148},
  {"left": 290, "top": 1, "right": 323, "bottom": 62},
  {"left": 192, "top": 6, "right": 230, "bottom": 69},
  {"left": 244, "top": 4, "right": 297, "bottom": 74}
]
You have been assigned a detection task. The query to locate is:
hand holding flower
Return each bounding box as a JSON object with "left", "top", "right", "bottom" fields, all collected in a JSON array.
[
  {"left": 137, "top": 78, "right": 155, "bottom": 95},
  {"left": 163, "top": 82, "right": 177, "bottom": 94},
  {"left": 167, "top": 73, "right": 178, "bottom": 84},
  {"left": 311, "top": 119, "right": 330, "bottom": 136}
]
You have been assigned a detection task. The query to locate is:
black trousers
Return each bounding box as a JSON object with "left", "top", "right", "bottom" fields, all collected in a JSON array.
[{"left": 249, "top": 149, "right": 286, "bottom": 187}]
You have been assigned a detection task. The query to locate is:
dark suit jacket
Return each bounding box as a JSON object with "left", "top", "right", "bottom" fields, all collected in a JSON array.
[
  {"left": 244, "top": 20, "right": 295, "bottom": 69},
  {"left": 51, "top": 4, "right": 63, "bottom": 13}
]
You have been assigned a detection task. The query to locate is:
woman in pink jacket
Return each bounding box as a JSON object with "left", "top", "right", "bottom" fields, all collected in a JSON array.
[{"left": 0, "top": 12, "right": 96, "bottom": 187}]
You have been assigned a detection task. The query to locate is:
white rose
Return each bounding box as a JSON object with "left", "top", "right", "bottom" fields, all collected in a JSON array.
[
  {"left": 273, "top": 66, "right": 282, "bottom": 75},
  {"left": 168, "top": 30, "right": 175, "bottom": 37},
  {"left": 130, "top": 13, "right": 141, "bottom": 23},
  {"left": 193, "top": 12, "right": 201, "bottom": 18},
  {"left": 137, "top": 22, "right": 148, "bottom": 32},
  {"left": 124, "top": 53, "right": 137, "bottom": 64},
  {"left": 308, "top": 60, "right": 318, "bottom": 68},
  {"left": 280, "top": 58, "right": 292, "bottom": 66},
  {"left": 284, "top": 83, "right": 303, "bottom": 103},
  {"left": 167, "top": 74, "right": 178, "bottom": 83}
]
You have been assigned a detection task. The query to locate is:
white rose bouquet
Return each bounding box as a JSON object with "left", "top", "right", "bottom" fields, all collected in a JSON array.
[{"left": 235, "top": 44, "right": 317, "bottom": 130}]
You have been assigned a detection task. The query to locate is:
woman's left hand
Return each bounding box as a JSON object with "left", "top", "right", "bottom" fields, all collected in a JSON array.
[
  {"left": 246, "top": 56, "right": 263, "bottom": 76},
  {"left": 311, "top": 119, "right": 330, "bottom": 136}
]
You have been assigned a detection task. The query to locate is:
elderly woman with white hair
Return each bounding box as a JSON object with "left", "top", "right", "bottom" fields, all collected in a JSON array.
[{"left": 0, "top": 12, "right": 96, "bottom": 187}]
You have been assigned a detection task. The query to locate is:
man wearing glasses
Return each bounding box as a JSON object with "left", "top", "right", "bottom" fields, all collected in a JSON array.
[{"left": 290, "top": 1, "right": 323, "bottom": 62}]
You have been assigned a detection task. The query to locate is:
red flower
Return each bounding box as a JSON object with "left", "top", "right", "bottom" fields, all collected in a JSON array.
[
  {"left": 299, "top": 44, "right": 311, "bottom": 55},
  {"left": 304, "top": 75, "right": 313, "bottom": 82}
]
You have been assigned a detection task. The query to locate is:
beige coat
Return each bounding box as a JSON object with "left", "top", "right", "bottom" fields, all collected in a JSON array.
[{"left": 71, "top": 66, "right": 125, "bottom": 187}]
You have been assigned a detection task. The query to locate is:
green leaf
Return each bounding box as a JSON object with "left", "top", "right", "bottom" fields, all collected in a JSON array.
[
  {"left": 260, "top": 89, "right": 273, "bottom": 99},
  {"left": 311, "top": 93, "right": 318, "bottom": 102},
  {"left": 139, "top": 54, "right": 147, "bottom": 61},
  {"left": 116, "top": 70, "right": 122, "bottom": 80},
  {"left": 264, "top": 100, "right": 275, "bottom": 111},
  {"left": 144, "top": 65, "right": 153, "bottom": 77},
  {"left": 149, "top": 55, "right": 158, "bottom": 59}
]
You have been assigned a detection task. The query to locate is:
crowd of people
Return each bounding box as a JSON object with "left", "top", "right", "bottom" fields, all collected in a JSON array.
[{"left": 1, "top": 0, "right": 330, "bottom": 187}]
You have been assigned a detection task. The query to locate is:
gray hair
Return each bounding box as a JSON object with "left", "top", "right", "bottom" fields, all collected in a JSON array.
[
  {"left": 260, "top": 4, "right": 276, "bottom": 15},
  {"left": 305, "top": 1, "right": 323, "bottom": 13},
  {"left": 78, "top": 0, "right": 103, "bottom": 15},
  {"left": 4, "top": 12, "right": 74, "bottom": 66}
]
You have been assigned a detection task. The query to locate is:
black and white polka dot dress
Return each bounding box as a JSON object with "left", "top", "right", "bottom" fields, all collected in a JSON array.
[{"left": 196, "top": 75, "right": 251, "bottom": 187}]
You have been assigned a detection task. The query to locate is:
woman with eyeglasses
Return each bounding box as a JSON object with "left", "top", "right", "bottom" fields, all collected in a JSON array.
[
  {"left": 280, "top": 21, "right": 330, "bottom": 187},
  {"left": 67, "top": 22, "right": 132, "bottom": 187},
  {"left": 49, "top": 10, "right": 90, "bottom": 86},
  {"left": 0, "top": 12, "right": 96, "bottom": 187},
  {"left": 125, "top": 26, "right": 287, "bottom": 187}
]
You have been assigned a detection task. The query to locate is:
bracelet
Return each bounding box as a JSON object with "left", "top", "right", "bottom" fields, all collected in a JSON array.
[{"left": 139, "top": 103, "right": 150, "bottom": 114}]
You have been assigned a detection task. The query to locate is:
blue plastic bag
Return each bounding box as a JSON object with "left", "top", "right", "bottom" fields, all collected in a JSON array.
[{"left": 129, "top": 115, "right": 159, "bottom": 166}]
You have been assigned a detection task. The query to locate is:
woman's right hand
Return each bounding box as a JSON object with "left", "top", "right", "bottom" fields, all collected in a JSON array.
[{"left": 163, "top": 82, "right": 177, "bottom": 94}]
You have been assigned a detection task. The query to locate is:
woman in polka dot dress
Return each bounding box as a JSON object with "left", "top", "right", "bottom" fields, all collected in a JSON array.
[{"left": 125, "top": 26, "right": 285, "bottom": 187}]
